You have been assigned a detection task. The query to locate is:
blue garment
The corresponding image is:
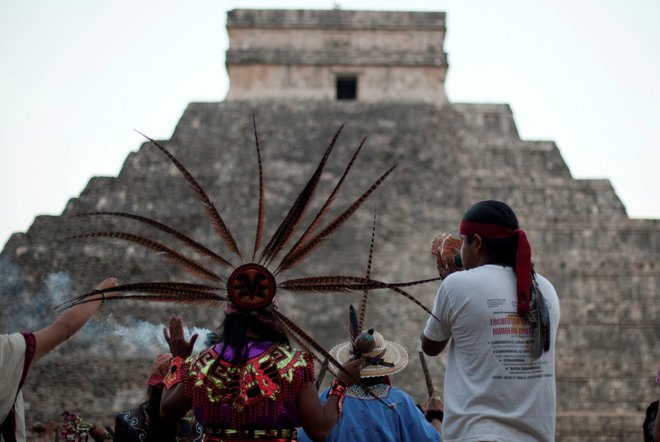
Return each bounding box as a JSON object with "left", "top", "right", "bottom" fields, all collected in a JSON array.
[{"left": 298, "top": 384, "right": 441, "bottom": 442}]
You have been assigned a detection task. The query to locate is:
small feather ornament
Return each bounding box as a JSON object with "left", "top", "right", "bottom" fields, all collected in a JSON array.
[{"left": 528, "top": 275, "right": 550, "bottom": 360}]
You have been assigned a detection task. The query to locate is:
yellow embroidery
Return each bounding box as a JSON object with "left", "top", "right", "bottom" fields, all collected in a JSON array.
[{"left": 188, "top": 344, "right": 308, "bottom": 411}]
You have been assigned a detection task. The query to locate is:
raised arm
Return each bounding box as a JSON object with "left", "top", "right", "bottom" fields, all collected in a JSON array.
[
  {"left": 161, "top": 314, "right": 197, "bottom": 420},
  {"left": 32, "top": 277, "right": 116, "bottom": 364}
]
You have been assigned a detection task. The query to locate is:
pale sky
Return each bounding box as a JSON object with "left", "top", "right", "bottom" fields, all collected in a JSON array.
[{"left": 1, "top": 0, "right": 658, "bottom": 247}]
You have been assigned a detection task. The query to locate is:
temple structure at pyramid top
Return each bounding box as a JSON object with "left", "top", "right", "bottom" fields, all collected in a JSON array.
[{"left": 225, "top": 9, "right": 448, "bottom": 104}]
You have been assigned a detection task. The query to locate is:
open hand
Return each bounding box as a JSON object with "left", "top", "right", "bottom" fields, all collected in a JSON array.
[{"left": 163, "top": 313, "right": 198, "bottom": 358}]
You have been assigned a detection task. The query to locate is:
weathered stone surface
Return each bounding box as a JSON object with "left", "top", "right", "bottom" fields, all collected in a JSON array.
[
  {"left": 1, "top": 9, "right": 658, "bottom": 441},
  {"left": 1, "top": 99, "right": 465, "bottom": 430},
  {"left": 226, "top": 9, "right": 448, "bottom": 103},
  {"left": 226, "top": 9, "right": 446, "bottom": 30}
]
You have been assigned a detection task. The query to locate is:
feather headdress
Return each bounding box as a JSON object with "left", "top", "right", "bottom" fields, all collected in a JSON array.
[{"left": 60, "top": 119, "right": 439, "bottom": 379}]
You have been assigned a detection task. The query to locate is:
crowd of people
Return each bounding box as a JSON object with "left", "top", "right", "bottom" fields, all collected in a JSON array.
[{"left": 0, "top": 200, "right": 585, "bottom": 441}]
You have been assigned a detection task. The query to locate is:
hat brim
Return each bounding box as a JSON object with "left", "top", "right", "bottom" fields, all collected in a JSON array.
[{"left": 329, "top": 340, "right": 409, "bottom": 378}]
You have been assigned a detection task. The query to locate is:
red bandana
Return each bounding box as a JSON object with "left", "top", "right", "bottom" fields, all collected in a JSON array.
[{"left": 459, "top": 220, "right": 532, "bottom": 316}]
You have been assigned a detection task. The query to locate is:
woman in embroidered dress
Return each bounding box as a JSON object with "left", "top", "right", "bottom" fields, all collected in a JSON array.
[{"left": 161, "top": 311, "right": 362, "bottom": 442}]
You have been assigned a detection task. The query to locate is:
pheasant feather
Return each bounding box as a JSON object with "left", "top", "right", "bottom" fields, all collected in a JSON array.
[
  {"left": 260, "top": 125, "right": 343, "bottom": 267},
  {"left": 136, "top": 131, "right": 241, "bottom": 259},
  {"left": 58, "top": 281, "right": 226, "bottom": 310},
  {"left": 276, "top": 164, "right": 396, "bottom": 274},
  {"left": 349, "top": 304, "right": 359, "bottom": 342},
  {"left": 67, "top": 232, "right": 223, "bottom": 282},
  {"left": 63, "top": 293, "right": 227, "bottom": 309},
  {"left": 276, "top": 137, "right": 365, "bottom": 274},
  {"left": 279, "top": 275, "right": 440, "bottom": 318},
  {"left": 357, "top": 213, "right": 377, "bottom": 333},
  {"left": 528, "top": 275, "right": 551, "bottom": 360},
  {"left": 272, "top": 309, "right": 350, "bottom": 378},
  {"left": 252, "top": 115, "right": 266, "bottom": 262},
  {"left": 72, "top": 212, "right": 233, "bottom": 268}
]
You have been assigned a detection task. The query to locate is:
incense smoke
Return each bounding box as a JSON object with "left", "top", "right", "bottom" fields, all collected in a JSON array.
[
  {"left": 0, "top": 266, "right": 212, "bottom": 358},
  {"left": 105, "top": 314, "right": 211, "bottom": 355}
]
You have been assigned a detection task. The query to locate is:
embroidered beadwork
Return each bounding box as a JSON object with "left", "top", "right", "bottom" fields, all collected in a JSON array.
[
  {"left": 345, "top": 383, "right": 391, "bottom": 400},
  {"left": 204, "top": 427, "right": 297, "bottom": 439},
  {"left": 163, "top": 356, "right": 186, "bottom": 390},
  {"left": 186, "top": 344, "right": 312, "bottom": 419},
  {"left": 327, "top": 379, "right": 347, "bottom": 415}
]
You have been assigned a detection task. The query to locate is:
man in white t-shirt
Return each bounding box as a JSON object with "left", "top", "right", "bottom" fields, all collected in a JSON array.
[{"left": 421, "top": 200, "right": 560, "bottom": 442}]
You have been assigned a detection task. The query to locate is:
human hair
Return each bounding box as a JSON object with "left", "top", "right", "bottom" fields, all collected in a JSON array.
[
  {"left": 463, "top": 200, "right": 519, "bottom": 267},
  {"left": 360, "top": 376, "right": 387, "bottom": 386},
  {"left": 144, "top": 386, "right": 176, "bottom": 442},
  {"left": 218, "top": 310, "right": 290, "bottom": 364}
]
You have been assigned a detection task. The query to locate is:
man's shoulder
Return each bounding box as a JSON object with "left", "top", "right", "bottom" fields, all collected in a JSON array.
[
  {"left": 444, "top": 264, "right": 511, "bottom": 285},
  {"left": 534, "top": 272, "right": 553, "bottom": 286},
  {"left": 0, "top": 332, "right": 27, "bottom": 354},
  {"left": 387, "top": 385, "right": 413, "bottom": 399},
  {"left": 0, "top": 332, "right": 23, "bottom": 342}
]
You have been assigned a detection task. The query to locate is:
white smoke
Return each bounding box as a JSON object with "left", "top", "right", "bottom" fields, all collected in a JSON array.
[
  {"left": 17, "top": 271, "right": 215, "bottom": 358},
  {"left": 0, "top": 269, "right": 73, "bottom": 332},
  {"left": 44, "top": 272, "right": 72, "bottom": 307},
  {"left": 105, "top": 313, "right": 211, "bottom": 355}
]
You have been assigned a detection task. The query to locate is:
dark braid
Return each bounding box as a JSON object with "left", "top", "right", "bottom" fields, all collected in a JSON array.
[{"left": 219, "top": 311, "right": 290, "bottom": 364}]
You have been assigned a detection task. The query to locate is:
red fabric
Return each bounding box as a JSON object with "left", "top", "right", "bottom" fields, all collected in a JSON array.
[
  {"left": 459, "top": 220, "right": 532, "bottom": 316},
  {"left": 20, "top": 333, "right": 36, "bottom": 387},
  {"left": 183, "top": 344, "right": 314, "bottom": 429},
  {"left": 163, "top": 356, "right": 186, "bottom": 390},
  {"left": 147, "top": 353, "right": 172, "bottom": 387}
]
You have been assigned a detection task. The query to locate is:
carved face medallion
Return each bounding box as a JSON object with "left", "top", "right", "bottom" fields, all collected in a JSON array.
[{"left": 227, "top": 263, "right": 276, "bottom": 311}]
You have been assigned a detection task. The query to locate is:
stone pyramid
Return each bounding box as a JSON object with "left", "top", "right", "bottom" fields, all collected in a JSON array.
[{"left": 0, "top": 9, "right": 657, "bottom": 440}]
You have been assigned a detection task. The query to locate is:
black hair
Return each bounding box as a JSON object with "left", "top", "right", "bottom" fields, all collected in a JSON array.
[
  {"left": 144, "top": 386, "right": 177, "bottom": 442},
  {"left": 218, "top": 310, "right": 290, "bottom": 364},
  {"left": 643, "top": 399, "right": 658, "bottom": 442},
  {"left": 463, "top": 200, "right": 519, "bottom": 267},
  {"left": 360, "top": 376, "right": 387, "bottom": 386}
]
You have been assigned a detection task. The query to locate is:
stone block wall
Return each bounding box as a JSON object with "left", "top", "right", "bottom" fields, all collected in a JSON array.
[
  {"left": 225, "top": 9, "right": 448, "bottom": 103},
  {"left": 2, "top": 100, "right": 658, "bottom": 441},
  {"left": 1, "top": 8, "right": 658, "bottom": 440},
  {"left": 452, "top": 102, "right": 660, "bottom": 439}
]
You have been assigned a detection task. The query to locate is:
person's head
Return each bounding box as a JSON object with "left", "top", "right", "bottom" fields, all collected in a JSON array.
[
  {"left": 330, "top": 329, "right": 408, "bottom": 381},
  {"left": 459, "top": 200, "right": 536, "bottom": 317},
  {"left": 219, "top": 308, "right": 289, "bottom": 363},
  {"left": 460, "top": 200, "right": 519, "bottom": 269}
]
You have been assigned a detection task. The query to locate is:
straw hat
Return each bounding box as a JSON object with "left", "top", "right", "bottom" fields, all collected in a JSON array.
[{"left": 329, "top": 330, "right": 409, "bottom": 378}]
